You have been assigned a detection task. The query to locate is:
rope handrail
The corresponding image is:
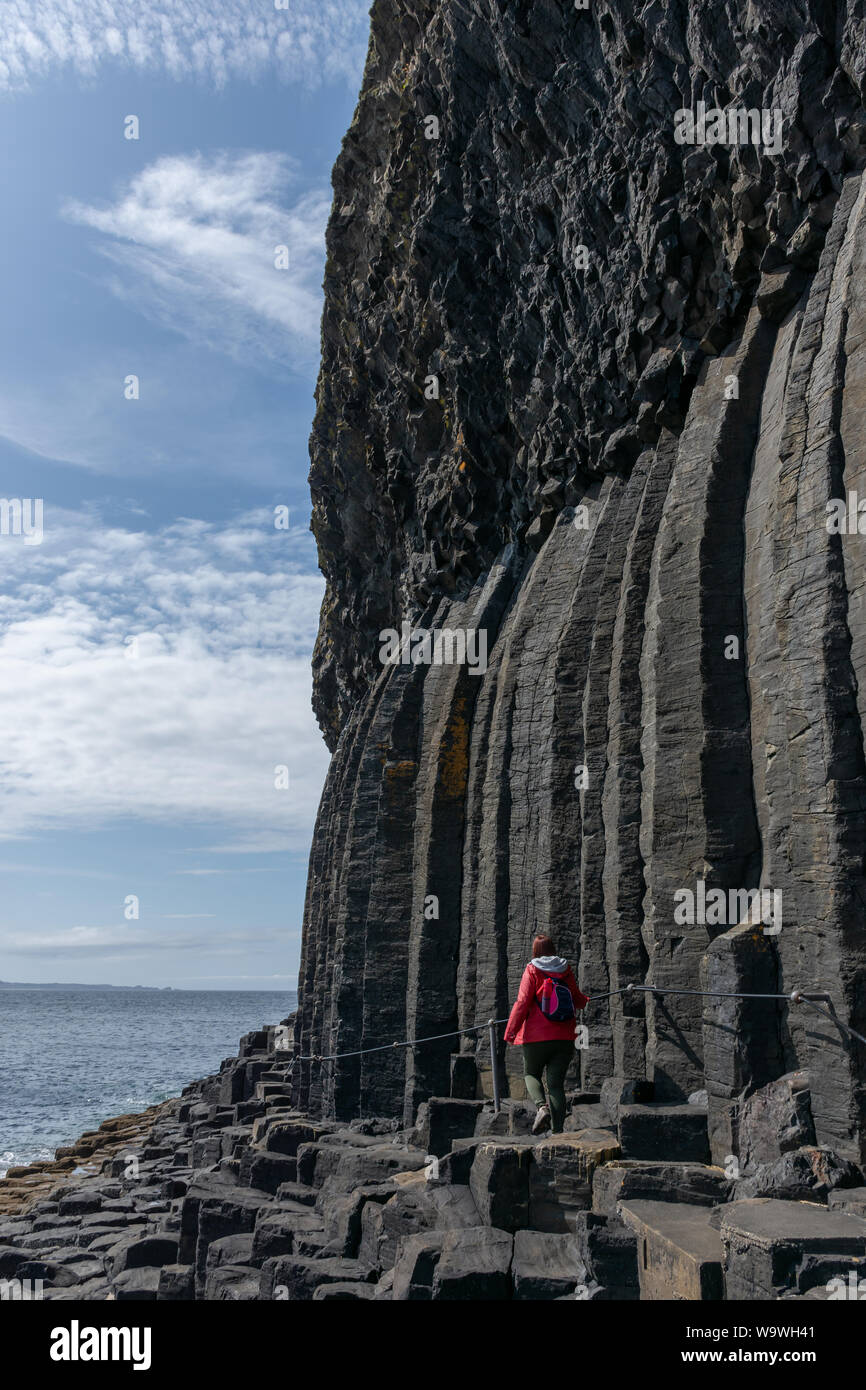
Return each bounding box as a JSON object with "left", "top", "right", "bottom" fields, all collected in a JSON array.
[
  {"left": 289, "top": 982, "right": 866, "bottom": 1064},
  {"left": 291, "top": 1015, "right": 511, "bottom": 1064}
]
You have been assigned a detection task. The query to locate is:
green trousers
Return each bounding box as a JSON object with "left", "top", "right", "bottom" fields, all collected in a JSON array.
[{"left": 521, "top": 1039, "right": 574, "bottom": 1133}]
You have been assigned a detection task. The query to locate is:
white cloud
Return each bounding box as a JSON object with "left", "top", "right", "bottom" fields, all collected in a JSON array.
[
  {"left": 0, "top": 0, "right": 370, "bottom": 92},
  {"left": 64, "top": 152, "right": 331, "bottom": 371},
  {"left": 189, "top": 971, "right": 299, "bottom": 981},
  {"left": 174, "top": 866, "right": 279, "bottom": 876},
  {"left": 1, "top": 924, "right": 287, "bottom": 957},
  {"left": 0, "top": 506, "right": 330, "bottom": 849}
]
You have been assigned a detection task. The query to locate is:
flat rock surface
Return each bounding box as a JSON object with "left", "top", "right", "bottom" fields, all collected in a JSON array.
[
  {"left": 720, "top": 1198, "right": 866, "bottom": 1246},
  {"left": 619, "top": 1200, "right": 724, "bottom": 1262}
]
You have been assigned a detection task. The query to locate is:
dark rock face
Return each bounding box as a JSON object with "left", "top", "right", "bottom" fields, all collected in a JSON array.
[
  {"left": 737, "top": 1071, "right": 816, "bottom": 1173},
  {"left": 296, "top": 0, "right": 866, "bottom": 1166},
  {"left": 511, "top": 1230, "right": 587, "bottom": 1300},
  {"left": 592, "top": 1160, "right": 729, "bottom": 1216},
  {"left": 731, "top": 1146, "right": 863, "bottom": 1203},
  {"left": 391, "top": 1226, "right": 514, "bottom": 1300}
]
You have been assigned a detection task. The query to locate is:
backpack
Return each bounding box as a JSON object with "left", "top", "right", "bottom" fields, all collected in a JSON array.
[{"left": 536, "top": 972, "right": 576, "bottom": 1022}]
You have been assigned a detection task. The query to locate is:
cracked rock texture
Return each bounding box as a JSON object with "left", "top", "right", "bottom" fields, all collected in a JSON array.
[{"left": 297, "top": 0, "right": 866, "bottom": 1162}]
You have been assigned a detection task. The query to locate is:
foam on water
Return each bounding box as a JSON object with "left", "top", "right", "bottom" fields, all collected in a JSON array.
[{"left": 0, "top": 987, "right": 295, "bottom": 1176}]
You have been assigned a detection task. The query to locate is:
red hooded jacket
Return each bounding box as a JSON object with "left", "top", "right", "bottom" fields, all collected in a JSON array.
[{"left": 504, "top": 956, "right": 589, "bottom": 1045}]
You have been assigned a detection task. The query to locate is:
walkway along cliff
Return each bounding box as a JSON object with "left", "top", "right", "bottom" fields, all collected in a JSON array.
[
  {"left": 294, "top": 0, "right": 866, "bottom": 1168},
  {"left": 7, "top": 0, "right": 866, "bottom": 1307}
]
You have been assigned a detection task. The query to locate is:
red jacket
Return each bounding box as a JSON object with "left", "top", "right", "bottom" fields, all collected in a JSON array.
[{"left": 504, "top": 958, "right": 589, "bottom": 1045}]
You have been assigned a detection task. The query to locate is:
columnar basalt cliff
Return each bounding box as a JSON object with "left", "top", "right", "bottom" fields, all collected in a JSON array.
[{"left": 296, "top": 0, "right": 866, "bottom": 1166}]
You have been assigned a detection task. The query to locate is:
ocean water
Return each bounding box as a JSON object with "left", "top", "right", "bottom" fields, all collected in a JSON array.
[{"left": 0, "top": 988, "right": 296, "bottom": 1176}]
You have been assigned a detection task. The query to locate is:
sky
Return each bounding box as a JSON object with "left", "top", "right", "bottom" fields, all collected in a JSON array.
[{"left": 0, "top": 0, "right": 372, "bottom": 988}]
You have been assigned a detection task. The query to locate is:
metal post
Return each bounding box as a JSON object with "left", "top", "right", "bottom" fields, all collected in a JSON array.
[{"left": 488, "top": 1019, "right": 500, "bottom": 1114}]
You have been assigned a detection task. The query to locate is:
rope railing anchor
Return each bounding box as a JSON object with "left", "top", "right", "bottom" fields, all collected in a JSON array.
[{"left": 488, "top": 1018, "right": 501, "bottom": 1115}]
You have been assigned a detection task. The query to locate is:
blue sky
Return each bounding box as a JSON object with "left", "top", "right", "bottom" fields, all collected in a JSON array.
[{"left": 0, "top": 1, "right": 371, "bottom": 988}]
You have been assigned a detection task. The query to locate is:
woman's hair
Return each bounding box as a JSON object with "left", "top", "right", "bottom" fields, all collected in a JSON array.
[{"left": 532, "top": 934, "right": 557, "bottom": 958}]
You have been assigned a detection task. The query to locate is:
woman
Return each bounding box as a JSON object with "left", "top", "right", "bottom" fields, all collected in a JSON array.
[{"left": 504, "top": 934, "right": 589, "bottom": 1135}]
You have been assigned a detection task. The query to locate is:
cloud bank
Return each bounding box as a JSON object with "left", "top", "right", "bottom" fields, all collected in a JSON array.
[
  {"left": 0, "top": 507, "right": 329, "bottom": 849},
  {"left": 0, "top": 0, "right": 371, "bottom": 92}
]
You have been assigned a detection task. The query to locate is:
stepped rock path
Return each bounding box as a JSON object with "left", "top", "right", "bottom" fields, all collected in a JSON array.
[{"left": 1, "top": 1022, "right": 865, "bottom": 1300}]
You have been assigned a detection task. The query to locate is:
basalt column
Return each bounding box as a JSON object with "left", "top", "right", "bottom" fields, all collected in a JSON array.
[
  {"left": 403, "top": 559, "right": 516, "bottom": 1121},
  {"left": 600, "top": 435, "right": 677, "bottom": 1083},
  {"left": 638, "top": 310, "right": 774, "bottom": 1100},
  {"left": 296, "top": 0, "right": 866, "bottom": 1147},
  {"left": 759, "top": 174, "right": 866, "bottom": 1163}
]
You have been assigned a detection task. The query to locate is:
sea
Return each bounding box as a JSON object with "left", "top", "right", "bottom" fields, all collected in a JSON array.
[{"left": 0, "top": 987, "right": 296, "bottom": 1177}]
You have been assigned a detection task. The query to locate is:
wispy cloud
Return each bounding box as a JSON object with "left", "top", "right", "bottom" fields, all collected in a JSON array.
[
  {"left": 0, "top": 1, "right": 370, "bottom": 92},
  {"left": 0, "top": 506, "right": 329, "bottom": 849},
  {"left": 64, "top": 152, "right": 330, "bottom": 371},
  {"left": 161, "top": 913, "right": 215, "bottom": 919},
  {"left": 175, "top": 866, "right": 280, "bottom": 875},
  {"left": 190, "top": 972, "right": 298, "bottom": 982},
  {"left": 0, "top": 353, "right": 310, "bottom": 480},
  {"left": 1, "top": 925, "right": 287, "bottom": 957}
]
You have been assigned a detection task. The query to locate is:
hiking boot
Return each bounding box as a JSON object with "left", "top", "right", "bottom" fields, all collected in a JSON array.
[{"left": 531, "top": 1103, "right": 551, "bottom": 1135}]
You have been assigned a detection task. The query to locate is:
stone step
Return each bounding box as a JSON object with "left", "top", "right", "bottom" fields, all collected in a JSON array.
[
  {"left": 827, "top": 1186, "right": 866, "bottom": 1220},
  {"left": 593, "top": 1159, "right": 730, "bottom": 1216},
  {"left": 358, "top": 1179, "right": 480, "bottom": 1274},
  {"left": 391, "top": 1227, "right": 513, "bottom": 1300},
  {"left": 719, "top": 1197, "right": 866, "bottom": 1300},
  {"left": 617, "top": 1104, "right": 710, "bottom": 1163},
  {"left": 411, "top": 1098, "right": 486, "bottom": 1156},
  {"left": 619, "top": 1199, "right": 725, "bottom": 1300},
  {"left": 253, "top": 1083, "right": 294, "bottom": 1101},
  {"left": 274, "top": 1181, "right": 318, "bottom": 1208},
  {"left": 252, "top": 1117, "right": 334, "bottom": 1154},
  {"left": 529, "top": 1131, "right": 622, "bottom": 1232},
  {"left": 296, "top": 1138, "right": 428, "bottom": 1191},
  {"left": 443, "top": 1129, "right": 621, "bottom": 1233},
  {"left": 511, "top": 1230, "right": 586, "bottom": 1299}
]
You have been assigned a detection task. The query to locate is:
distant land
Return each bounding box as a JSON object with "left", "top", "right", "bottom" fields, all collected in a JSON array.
[
  {"left": 0, "top": 980, "right": 173, "bottom": 991},
  {"left": 0, "top": 981, "right": 295, "bottom": 992}
]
